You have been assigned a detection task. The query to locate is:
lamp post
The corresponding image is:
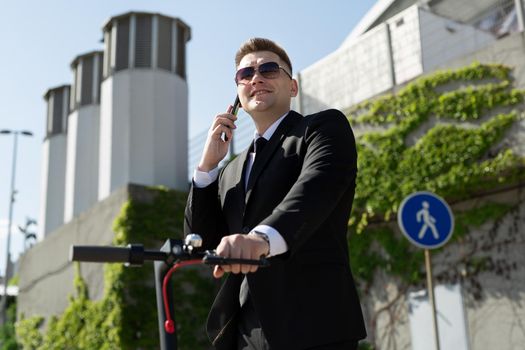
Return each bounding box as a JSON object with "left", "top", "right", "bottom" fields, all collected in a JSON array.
[
  {"left": 0, "top": 129, "right": 33, "bottom": 324},
  {"left": 18, "top": 217, "right": 37, "bottom": 251}
]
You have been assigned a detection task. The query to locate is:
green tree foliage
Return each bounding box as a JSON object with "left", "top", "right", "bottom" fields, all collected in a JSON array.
[
  {"left": 17, "top": 188, "right": 215, "bottom": 350},
  {"left": 0, "top": 303, "right": 19, "bottom": 350}
]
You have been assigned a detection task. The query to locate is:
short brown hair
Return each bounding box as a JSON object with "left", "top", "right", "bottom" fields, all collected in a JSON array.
[{"left": 235, "top": 38, "right": 293, "bottom": 74}]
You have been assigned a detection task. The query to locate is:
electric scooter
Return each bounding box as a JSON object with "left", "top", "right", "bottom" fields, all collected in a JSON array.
[{"left": 70, "top": 234, "right": 268, "bottom": 350}]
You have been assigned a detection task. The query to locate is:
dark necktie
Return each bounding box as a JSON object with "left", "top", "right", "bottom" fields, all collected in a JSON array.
[
  {"left": 254, "top": 137, "right": 267, "bottom": 154},
  {"left": 239, "top": 137, "right": 268, "bottom": 306},
  {"left": 247, "top": 137, "right": 267, "bottom": 185}
]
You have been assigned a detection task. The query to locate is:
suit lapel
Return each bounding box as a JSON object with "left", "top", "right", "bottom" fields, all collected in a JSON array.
[
  {"left": 234, "top": 147, "right": 251, "bottom": 195},
  {"left": 245, "top": 111, "right": 302, "bottom": 204}
]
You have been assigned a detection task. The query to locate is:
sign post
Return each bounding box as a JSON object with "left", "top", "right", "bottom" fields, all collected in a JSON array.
[
  {"left": 424, "top": 249, "right": 439, "bottom": 350},
  {"left": 398, "top": 191, "right": 454, "bottom": 350}
]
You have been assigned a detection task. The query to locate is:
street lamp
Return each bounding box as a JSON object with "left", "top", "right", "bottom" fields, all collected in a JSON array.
[
  {"left": 18, "top": 217, "right": 37, "bottom": 251},
  {"left": 0, "top": 129, "right": 33, "bottom": 324}
]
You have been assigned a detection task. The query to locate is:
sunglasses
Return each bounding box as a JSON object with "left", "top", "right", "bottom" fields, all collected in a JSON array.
[{"left": 235, "top": 61, "right": 292, "bottom": 84}]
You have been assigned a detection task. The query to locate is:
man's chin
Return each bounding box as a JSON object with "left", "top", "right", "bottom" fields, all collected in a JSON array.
[{"left": 247, "top": 101, "right": 271, "bottom": 112}]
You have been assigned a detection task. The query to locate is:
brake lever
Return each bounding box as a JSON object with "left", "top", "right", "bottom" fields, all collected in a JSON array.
[{"left": 202, "top": 250, "right": 270, "bottom": 267}]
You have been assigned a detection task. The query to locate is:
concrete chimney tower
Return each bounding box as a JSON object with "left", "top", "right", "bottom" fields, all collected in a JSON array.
[
  {"left": 40, "top": 85, "right": 69, "bottom": 237},
  {"left": 64, "top": 51, "right": 103, "bottom": 222},
  {"left": 98, "top": 12, "right": 191, "bottom": 200}
]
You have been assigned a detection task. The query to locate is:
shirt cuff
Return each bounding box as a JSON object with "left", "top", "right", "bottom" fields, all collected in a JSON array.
[
  {"left": 252, "top": 224, "right": 288, "bottom": 257},
  {"left": 193, "top": 167, "right": 219, "bottom": 188}
]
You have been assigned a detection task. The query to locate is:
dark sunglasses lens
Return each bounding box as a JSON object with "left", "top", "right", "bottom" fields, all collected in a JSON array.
[
  {"left": 236, "top": 67, "right": 255, "bottom": 83},
  {"left": 259, "top": 62, "right": 280, "bottom": 78},
  {"left": 235, "top": 62, "right": 282, "bottom": 83}
]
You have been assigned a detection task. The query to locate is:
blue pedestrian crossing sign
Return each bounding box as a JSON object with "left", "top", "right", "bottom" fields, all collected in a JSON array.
[{"left": 397, "top": 191, "right": 454, "bottom": 249}]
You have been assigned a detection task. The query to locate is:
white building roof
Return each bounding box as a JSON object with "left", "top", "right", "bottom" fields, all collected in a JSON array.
[
  {"left": 341, "top": 0, "right": 510, "bottom": 48},
  {"left": 342, "top": 0, "right": 415, "bottom": 47}
]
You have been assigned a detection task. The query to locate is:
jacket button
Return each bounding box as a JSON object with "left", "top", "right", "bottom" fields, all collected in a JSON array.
[{"left": 242, "top": 227, "right": 250, "bottom": 233}]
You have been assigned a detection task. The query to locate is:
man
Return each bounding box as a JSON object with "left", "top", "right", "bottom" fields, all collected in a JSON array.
[{"left": 184, "top": 38, "right": 366, "bottom": 350}]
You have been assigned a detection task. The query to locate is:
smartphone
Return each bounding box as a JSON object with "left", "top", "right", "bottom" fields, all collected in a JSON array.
[
  {"left": 223, "top": 96, "right": 241, "bottom": 141},
  {"left": 231, "top": 95, "right": 240, "bottom": 116}
]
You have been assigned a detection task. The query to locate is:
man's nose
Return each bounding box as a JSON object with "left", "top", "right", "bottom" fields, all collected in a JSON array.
[{"left": 249, "top": 71, "right": 266, "bottom": 84}]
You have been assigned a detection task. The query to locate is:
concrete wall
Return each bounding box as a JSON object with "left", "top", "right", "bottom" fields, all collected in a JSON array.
[
  {"left": 461, "top": 188, "right": 525, "bottom": 350},
  {"left": 295, "top": 21, "right": 394, "bottom": 114},
  {"left": 419, "top": 8, "right": 495, "bottom": 73},
  {"left": 389, "top": 5, "right": 423, "bottom": 85},
  {"left": 18, "top": 185, "right": 131, "bottom": 322},
  {"left": 427, "top": 32, "right": 525, "bottom": 159},
  {"left": 436, "top": 31, "right": 525, "bottom": 88}
]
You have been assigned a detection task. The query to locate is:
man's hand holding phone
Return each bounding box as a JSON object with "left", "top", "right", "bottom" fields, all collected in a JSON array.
[{"left": 197, "top": 99, "right": 239, "bottom": 172}]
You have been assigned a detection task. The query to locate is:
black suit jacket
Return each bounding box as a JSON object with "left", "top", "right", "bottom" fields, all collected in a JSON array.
[{"left": 184, "top": 109, "right": 366, "bottom": 349}]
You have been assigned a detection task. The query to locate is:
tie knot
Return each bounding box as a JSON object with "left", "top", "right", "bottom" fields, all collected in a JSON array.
[{"left": 254, "top": 137, "right": 268, "bottom": 154}]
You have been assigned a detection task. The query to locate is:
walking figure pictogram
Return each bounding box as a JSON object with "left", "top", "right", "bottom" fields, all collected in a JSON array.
[
  {"left": 398, "top": 191, "right": 454, "bottom": 249},
  {"left": 417, "top": 201, "right": 439, "bottom": 239}
]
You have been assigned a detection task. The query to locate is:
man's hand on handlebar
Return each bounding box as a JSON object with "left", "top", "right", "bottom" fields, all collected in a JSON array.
[{"left": 213, "top": 234, "right": 269, "bottom": 278}]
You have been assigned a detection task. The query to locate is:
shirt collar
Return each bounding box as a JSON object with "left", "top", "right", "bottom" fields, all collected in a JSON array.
[{"left": 254, "top": 111, "right": 289, "bottom": 141}]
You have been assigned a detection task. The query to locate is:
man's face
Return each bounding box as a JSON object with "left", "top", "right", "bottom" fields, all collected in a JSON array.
[{"left": 236, "top": 51, "right": 297, "bottom": 118}]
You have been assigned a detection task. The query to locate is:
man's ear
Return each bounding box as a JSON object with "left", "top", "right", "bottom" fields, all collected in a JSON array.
[{"left": 290, "top": 79, "right": 299, "bottom": 97}]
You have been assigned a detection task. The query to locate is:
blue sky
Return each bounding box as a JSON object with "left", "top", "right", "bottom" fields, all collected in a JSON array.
[{"left": 0, "top": 0, "right": 377, "bottom": 273}]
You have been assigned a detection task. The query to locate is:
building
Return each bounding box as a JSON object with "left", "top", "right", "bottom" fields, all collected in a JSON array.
[
  {"left": 38, "top": 11, "right": 191, "bottom": 239},
  {"left": 289, "top": 1, "right": 525, "bottom": 349},
  {"left": 19, "top": 11, "right": 191, "bottom": 322},
  {"left": 294, "top": 0, "right": 524, "bottom": 115}
]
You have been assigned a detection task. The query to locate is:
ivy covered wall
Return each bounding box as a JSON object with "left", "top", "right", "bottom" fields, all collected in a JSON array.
[
  {"left": 16, "top": 188, "right": 216, "bottom": 350},
  {"left": 345, "top": 62, "right": 524, "bottom": 283},
  {"left": 345, "top": 62, "right": 525, "bottom": 349},
  {"left": 14, "top": 63, "right": 525, "bottom": 349}
]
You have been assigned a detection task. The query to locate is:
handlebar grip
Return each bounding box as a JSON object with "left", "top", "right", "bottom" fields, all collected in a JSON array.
[
  {"left": 202, "top": 255, "right": 270, "bottom": 267},
  {"left": 70, "top": 245, "right": 131, "bottom": 263}
]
